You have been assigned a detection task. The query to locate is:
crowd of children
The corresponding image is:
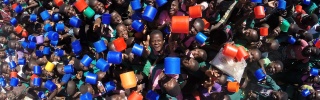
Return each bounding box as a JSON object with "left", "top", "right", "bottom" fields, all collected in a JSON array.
[{"left": 1, "top": 0, "right": 320, "bottom": 99}]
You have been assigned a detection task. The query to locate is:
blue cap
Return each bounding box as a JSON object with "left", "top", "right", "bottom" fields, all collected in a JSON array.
[
  {"left": 45, "top": 80, "right": 57, "bottom": 92},
  {"left": 310, "top": 68, "right": 319, "bottom": 76},
  {"left": 21, "top": 41, "right": 28, "bottom": 48},
  {"left": 80, "top": 92, "right": 92, "bottom": 100},
  {"left": 156, "top": 0, "right": 167, "bottom": 7},
  {"left": 93, "top": 40, "right": 107, "bottom": 53},
  {"left": 195, "top": 32, "right": 207, "bottom": 45},
  {"left": 147, "top": 90, "right": 160, "bottom": 100},
  {"left": 18, "top": 58, "right": 26, "bottom": 65},
  {"left": 69, "top": 16, "right": 82, "bottom": 27},
  {"left": 33, "top": 77, "right": 41, "bottom": 87},
  {"left": 132, "top": 43, "right": 143, "bottom": 56},
  {"left": 44, "top": 24, "right": 53, "bottom": 32},
  {"left": 52, "top": 13, "right": 60, "bottom": 22},
  {"left": 38, "top": 91, "right": 46, "bottom": 99},
  {"left": 85, "top": 73, "right": 98, "bottom": 84},
  {"left": 71, "top": 40, "right": 82, "bottom": 54},
  {"left": 9, "top": 61, "right": 16, "bottom": 69},
  {"left": 302, "top": 89, "right": 311, "bottom": 97},
  {"left": 55, "top": 49, "right": 64, "bottom": 57},
  {"left": 28, "top": 42, "right": 36, "bottom": 49},
  {"left": 35, "top": 50, "right": 43, "bottom": 57},
  {"left": 81, "top": 55, "right": 93, "bottom": 67},
  {"left": 55, "top": 23, "right": 65, "bottom": 32},
  {"left": 96, "top": 58, "right": 109, "bottom": 72},
  {"left": 34, "top": 66, "right": 42, "bottom": 75},
  {"left": 40, "top": 10, "right": 50, "bottom": 21},
  {"left": 277, "top": 0, "right": 286, "bottom": 10},
  {"left": 0, "top": 78, "right": 6, "bottom": 87},
  {"left": 10, "top": 78, "right": 19, "bottom": 87},
  {"left": 142, "top": 5, "right": 158, "bottom": 22},
  {"left": 254, "top": 68, "right": 266, "bottom": 81},
  {"left": 14, "top": 4, "right": 23, "bottom": 13},
  {"left": 50, "top": 40, "right": 59, "bottom": 46},
  {"left": 102, "top": 14, "right": 111, "bottom": 25},
  {"left": 107, "top": 51, "right": 122, "bottom": 64},
  {"left": 105, "top": 81, "right": 116, "bottom": 92},
  {"left": 4, "top": 0, "right": 9, "bottom": 5},
  {"left": 132, "top": 20, "right": 144, "bottom": 32},
  {"left": 43, "top": 47, "right": 51, "bottom": 55},
  {"left": 10, "top": 18, "right": 17, "bottom": 26},
  {"left": 64, "top": 65, "right": 74, "bottom": 74},
  {"left": 30, "top": 14, "right": 37, "bottom": 22},
  {"left": 164, "top": 57, "right": 181, "bottom": 74},
  {"left": 131, "top": 1, "right": 142, "bottom": 11},
  {"left": 28, "top": 35, "right": 36, "bottom": 42}
]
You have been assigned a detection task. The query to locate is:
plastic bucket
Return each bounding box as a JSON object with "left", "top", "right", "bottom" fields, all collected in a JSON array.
[
  {"left": 43, "top": 47, "right": 51, "bottom": 55},
  {"left": 81, "top": 55, "right": 93, "bottom": 67},
  {"left": 132, "top": 43, "right": 144, "bottom": 56},
  {"left": 69, "top": 16, "right": 82, "bottom": 28},
  {"left": 22, "top": 30, "right": 28, "bottom": 38},
  {"left": 52, "top": 13, "right": 60, "bottom": 22},
  {"left": 223, "top": 43, "right": 238, "bottom": 58},
  {"left": 251, "top": 0, "right": 262, "bottom": 3},
  {"left": 72, "top": 40, "right": 82, "bottom": 54},
  {"left": 227, "top": 82, "right": 239, "bottom": 92},
  {"left": 54, "top": 49, "right": 64, "bottom": 57},
  {"left": 55, "top": 23, "right": 65, "bottom": 32},
  {"left": 254, "top": 6, "right": 265, "bottom": 19},
  {"left": 34, "top": 66, "right": 42, "bottom": 75},
  {"left": 10, "top": 78, "right": 19, "bottom": 87},
  {"left": 102, "top": 14, "right": 111, "bottom": 25},
  {"left": 96, "top": 58, "right": 110, "bottom": 72},
  {"left": 14, "top": 4, "right": 23, "bottom": 13},
  {"left": 195, "top": 32, "right": 207, "bottom": 45},
  {"left": 202, "top": 18, "right": 210, "bottom": 30},
  {"left": 74, "top": 0, "right": 88, "bottom": 12},
  {"left": 54, "top": 0, "right": 64, "bottom": 7},
  {"left": 105, "top": 81, "right": 116, "bottom": 92},
  {"left": 189, "top": 5, "right": 202, "bottom": 18},
  {"left": 36, "top": 35, "right": 44, "bottom": 44},
  {"left": 259, "top": 27, "right": 268, "bottom": 36},
  {"left": 33, "top": 77, "right": 41, "bottom": 87},
  {"left": 132, "top": 20, "right": 144, "bottom": 32},
  {"left": 156, "top": 0, "right": 167, "bottom": 7},
  {"left": 113, "top": 37, "right": 127, "bottom": 52},
  {"left": 83, "top": 7, "right": 95, "bottom": 19},
  {"left": 128, "top": 91, "right": 143, "bottom": 100},
  {"left": 15, "top": 25, "right": 23, "bottom": 34},
  {"left": 303, "top": 0, "right": 310, "bottom": 5},
  {"left": 93, "top": 40, "right": 107, "bottom": 53},
  {"left": 31, "top": 74, "right": 38, "bottom": 80},
  {"left": 278, "top": 0, "right": 286, "bottom": 10},
  {"left": 85, "top": 73, "right": 98, "bottom": 84},
  {"left": 296, "top": 5, "right": 302, "bottom": 13},
  {"left": 131, "top": 1, "right": 142, "bottom": 11},
  {"left": 254, "top": 68, "right": 266, "bottom": 81},
  {"left": 35, "top": 50, "right": 43, "bottom": 57},
  {"left": 50, "top": 40, "right": 59, "bottom": 46},
  {"left": 48, "top": 31, "right": 59, "bottom": 41},
  {"left": 28, "top": 42, "right": 36, "bottom": 49},
  {"left": 9, "top": 61, "right": 17, "bottom": 69},
  {"left": 171, "top": 16, "right": 189, "bottom": 33},
  {"left": 64, "top": 65, "right": 74, "bottom": 74},
  {"left": 10, "top": 72, "right": 18, "bottom": 78},
  {"left": 0, "top": 78, "right": 6, "bottom": 87},
  {"left": 4, "top": 0, "right": 9, "bottom": 5},
  {"left": 280, "top": 19, "right": 290, "bottom": 32},
  {"left": 45, "top": 80, "right": 57, "bottom": 92},
  {"left": 45, "top": 62, "right": 55, "bottom": 72},
  {"left": 18, "top": 58, "right": 26, "bottom": 65},
  {"left": 28, "top": 35, "right": 36, "bottom": 42},
  {"left": 310, "top": 68, "right": 319, "bottom": 76},
  {"left": 164, "top": 57, "right": 181, "bottom": 74},
  {"left": 107, "top": 51, "right": 122, "bottom": 64},
  {"left": 44, "top": 24, "right": 53, "bottom": 32},
  {"left": 315, "top": 40, "right": 320, "bottom": 48},
  {"left": 142, "top": 6, "right": 157, "bottom": 22},
  {"left": 120, "top": 71, "right": 137, "bottom": 89},
  {"left": 146, "top": 90, "right": 160, "bottom": 100},
  {"left": 21, "top": 41, "right": 28, "bottom": 48},
  {"left": 40, "top": 10, "right": 50, "bottom": 21},
  {"left": 80, "top": 92, "right": 92, "bottom": 100},
  {"left": 10, "top": 18, "right": 17, "bottom": 26},
  {"left": 30, "top": 14, "right": 37, "bottom": 22},
  {"left": 287, "top": 36, "right": 296, "bottom": 44}
]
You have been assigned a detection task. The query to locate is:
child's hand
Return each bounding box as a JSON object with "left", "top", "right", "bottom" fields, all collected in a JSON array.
[
  {"left": 202, "top": 77, "right": 214, "bottom": 93},
  {"left": 93, "top": 24, "right": 100, "bottom": 31}
]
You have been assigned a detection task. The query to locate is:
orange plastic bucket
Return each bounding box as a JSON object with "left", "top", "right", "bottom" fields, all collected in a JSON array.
[
  {"left": 202, "top": 18, "right": 210, "bottom": 30},
  {"left": 236, "top": 46, "right": 249, "bottom": 61},
  {"left": 22, "top": 30, "right": 28, "bottom": 38},
  {"left": 227, "top": 82, "right": 239, "bottom": 92},
  {"left": 192, "top": 91, "right": 200, "bottom": 100},
  {"left": 223, "top": 43, "right": 238, "bottom": 58},
  {"left": 74, "top": 0, "right": 88, "bottom": 12},
  {"left": 54, "top": 0, "right": 64, "bottom": 7},
  {"left": 120, "top": 71, "right": 137, "bottom": 89},
  {"left": 254, "top": 6, "right": 265, "bottom": 19},
  {"left": 296, "top": 5, "right": 302, "bottom": 13},
  {"left": 171, "top": 16, "right": 189, "bottom": 34},
  {"left": 189, "top": 5, "right": 202, "bottom": 18},
  {"left": 15, "top": 25, "right": 23, "bottom": 34},
  {"left": 113, "top": 37, "right": 127, "bottom": 52},
  {"left": 259, "top": 27, "right": 268, "bottom": 36},
  {"left": 128, "top": 91, "right": 143, "bottom": 100},
  {"left": 12, "top": 3, "right": 18, "bottom": 10},
  {"left": 315, "top": 40, "right": 320, "bottom": 48},
  {"left": 31, "top": 74, "right": 38, "bottom": 80},
  {"left": 11, "top": 72, "right": 18, "bottom": 78}
]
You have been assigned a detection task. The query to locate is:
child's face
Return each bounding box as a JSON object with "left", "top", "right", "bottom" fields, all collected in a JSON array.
[
  {"left": 190, "top": 49, "right": 205, "bottom": 61},
  {"left": 92, "top": 0, "right": 105, "bottom": 14},
  {"left": 150, "top": 33, "right": 164, "bottom": 52},
  {"left": 266, "top": 62, "right": 282, "bottom": 74},
  {"left": 0, "top": 51, "right": 6, "bottom": 58},
  {"left": 116, "top": 25, "right": 129, "bottom": 40},
  {"left": 111, "top": 12, "right": 123, "bottom": 24},
  {"left": 242, "top": 29, "right": 258, "bottom": 41},
  {"left": 185, "top": 0, "right": 196, "bottom": 6},
  {"left": 182, "top": 57, "right": 198, "bottom": 71},
  {"left": 64, "top": 5, "right": 77, "bottom": 17},
  {"left": 50, "top": 54, "right": 61, "bottom": 62},
  {"left": 146, "top": 0, "right": 155, "bottom": 6},
  {"left": 169, "top": 1, "right": 179, "bottom": 16},
  {"left": 247, "top": 49, "right": 261, "bottom": 62},
  {"left": 9, "top": 33, "right": 19, "bottom": 40},
  {"left": 0, "top": 36, "right": 8, "bottom": 44},
  {"left": 2, "top": 63, "right": 10, "bottom": 74},
  {"left": 302, "top": 47, "right": 318, "bottom": 57},
  {"left": 8, "top": 41, "right": 22, "bottom": 50},
  {"left": 116, "top": 0, "right": 125, "bottom": 5},
  {"left": 310, "top": 91, "right": 320, "bottom": 100}
]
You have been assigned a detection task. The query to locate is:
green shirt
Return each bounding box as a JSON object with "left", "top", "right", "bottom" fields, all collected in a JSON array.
[
  {"left": 263, "top": 58, "right": 271, "bottom": 67},
  {"left": 228, "top": 89, "right": 244, "bottom": 100}
]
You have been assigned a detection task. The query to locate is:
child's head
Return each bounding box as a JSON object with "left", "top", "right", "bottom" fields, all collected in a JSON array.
[
  {"left": 0, "top": 50, "right": 6, "bottom": 58},
  {"left": 182, "top": 57, "right": 199, "bottom": 72},
  {"left": 159, "top": 76, "right": 181, "bottom": 97},
  {"left": 97, "top": 71, "right": 107, "bottom": 81},
  {"left": 209, "top": 93, "right": 231, "bottom": 100},
  {"left": 7, "top": 40, "right": 22, "bottom": 50},
  {"left": 150, "top": 30, "right": 164, "bottom": 52},
  {"left": 66, "top": 81, "right": 76, "bottom": 96},
  {"left": 247, "top": 49, "right": 261, "bottom": 62},
  {"left": 190, "top": 49, "right": 207, "bottom": 62},
  {"left": 215, "top": 74, "right": 227, "bottom": 85},
  {"left": 56, "top": 64, "right": 64, "bottom": 75},
  {"left": 111, "top": 11, "right": 123, "bottom": 25},
  {"left": 80, "top": 83, "right": 95, "bottom": 95},
  {"left": 271, "top": 91, "right": 288, "bottom": 100},
  {"left": 108, "top": 42, "right": 117, "bottom": 51},
  {"left": 308, "top": 90, "right": 320, "bottom": 100},
  {"left": 1, "top": 25, "right": 14, "bottom": 33},
  {"left": 168, "top": 0, "right": 179, "bottom": 16},
  {"left": 302, "top": 14, "right": 319, "bottom": 27},
  {"left": 190, "top": 18, "right": 204, "bottom": 35},
  {"left": 260, "top": 39, "right": 280, "bottom": 52},
  {"left": 243, "top": 28, "right": 259, "bottom": 42},
  {"left": 116, "top": 24, "right": 129, "bottom": 40},
  {"left": 184, "top": 0, "right": 197, "bottom": 7},
  {"left": 59, "top": 4, "right": 77, "bottom": 17},
  {"left": 88, "top": 0, "right": 106, "bottom": 14},
  {"left": 302, "top": 46, "right": 319, "bottom": 57},
  {"left": 0, "top": 36, "right": 8, "bottom": 44},
  {"left": 110, "top": 94, "right": 126, "bottom": 100},
  {"left": 50, "top": 53, "right": 61, "bottom": 62},
  {"left": 0, "top": 62, "right": 9, "bottom": 74},
  {"left": 266, "top": 60, "right": 283, "bottom": 75}
]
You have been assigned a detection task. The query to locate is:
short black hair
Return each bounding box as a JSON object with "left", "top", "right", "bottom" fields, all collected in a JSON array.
[
  {"left": 59, "top": 4, "right": 67, "bottom": 14},
  {"left": 308, "top": 14, "right": 319, "bottom": 26},
  {"left": 274, "top": 60, "right": 283, "bottom": 68},
  {"left": 193, "top": 18, "right": 205, "bottom": 31},
  {"left": 150, "top": 30, "right": 163, "bottom": 37}
]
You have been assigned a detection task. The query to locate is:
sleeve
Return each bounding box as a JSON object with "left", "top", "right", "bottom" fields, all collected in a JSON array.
[
  {"left": 300, "top": 39, "right": 309, "bottom": 47},
  {"left": 158, "top": 11, "right": 167, "bottom": 25},
  {"left": 199, "top": 2, "right": 208, "bottom": 10},
  {"left": 61, "top": 74, "right": 72, "bottom": 83},
  {"left": 266, "top": 75, "right": 281, "bottom": 91}
]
